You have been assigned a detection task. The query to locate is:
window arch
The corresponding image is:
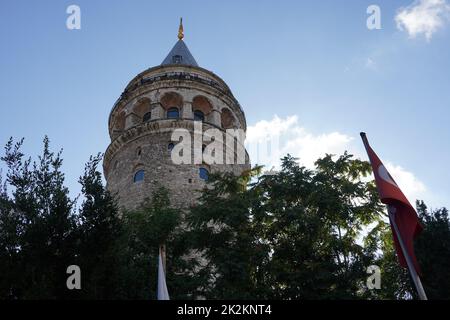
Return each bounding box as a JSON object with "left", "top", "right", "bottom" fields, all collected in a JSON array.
[
  {"left": 167, "top": 107, "right": 179, "bottom": 119},
  {"left": 192, "top": 95, "right": 213, "bottom": 122},
  {"left": 133, "top": 98, "right": 151, "bottom": 125},
  {"left": 143, "top": 112, "right": 151, "bottom": 122},
  {"left": 221, "top": 108, "right": 236, "bottom": 129},
  {"left": 161, "top": 92, "right": 183, "bottom": 109},
  {"left": 199, "top": 168, "right": 209, "bottom": 181},
  {"left": 194, "top": 110, "right": 205, "bottom": 121},
  {"left": 133, "top": 170, "right": 145, "bottom": 183}
]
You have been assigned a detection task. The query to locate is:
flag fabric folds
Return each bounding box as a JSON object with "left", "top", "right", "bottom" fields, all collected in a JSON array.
[
  {"left": 360, "top": 133, "right": 423, "bottom": 275},
  {"left": 157, "top": 247, "right": 170, "bottom": 300}
]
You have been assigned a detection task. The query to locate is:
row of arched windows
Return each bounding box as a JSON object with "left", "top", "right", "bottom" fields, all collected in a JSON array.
[
  {"left": 141, "top": 108, "right": 205, "bottom": 123},
  {"left": 133, "top": 168, "right": 208, "bottom": 183},
  {"left": 113, "top": 93, "right": 237, "bottom": 134}
]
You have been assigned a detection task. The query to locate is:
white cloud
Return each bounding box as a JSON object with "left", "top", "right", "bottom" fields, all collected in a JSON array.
[
  {"left": 385, "top": 162, "right": 427, "bottom": 205},
  {"left": 246, "top": 115, "right": 426, "bottom": 205},
  {"left": 246, "top": 115, "right": 352, "bottom": 169},
  {"left": 395, "top": 0, "right": 450, "bottom": 40}
]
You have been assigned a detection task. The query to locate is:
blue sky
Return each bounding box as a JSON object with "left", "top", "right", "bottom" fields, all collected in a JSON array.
[{"left": 1, "top": 0, "right": 449, "bottom": 207}]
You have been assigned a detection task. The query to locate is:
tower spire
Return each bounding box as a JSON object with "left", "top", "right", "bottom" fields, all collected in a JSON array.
[
  {"left": 178, "top": 17, "right": 184, "bottom": 40},
  {"left": 161, "top": 17, "right": 198, "bottom": 66}
]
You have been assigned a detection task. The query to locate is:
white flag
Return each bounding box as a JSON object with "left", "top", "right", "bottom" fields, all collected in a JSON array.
[{"left": 157, "top": 248, "right": 170, "bottom": 300}]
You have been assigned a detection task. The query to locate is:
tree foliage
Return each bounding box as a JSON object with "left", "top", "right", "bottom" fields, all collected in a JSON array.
[
  {"left": 0, "top": 138, "right": 119, "bottom": 299},
  {"left": 115, "top": 187, "right": 203, "bottom": 299},
  {"left": 1, "top": 138, "right": 449, "bottom": 299},
  {"left": 415, "top": 201, "right": 450, "bottom": 299},
  {"left": 188, "top": 154, "right": 387, "bottom": 299}
]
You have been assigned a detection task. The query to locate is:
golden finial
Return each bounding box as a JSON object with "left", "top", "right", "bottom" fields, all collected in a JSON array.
[{"left": 178, "top": 17, "right": 184, "bottom": 40}]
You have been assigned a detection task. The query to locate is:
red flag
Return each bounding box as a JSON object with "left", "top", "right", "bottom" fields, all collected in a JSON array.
[{"left": 360, "top": 133, "right": 423, "bottom": 275}]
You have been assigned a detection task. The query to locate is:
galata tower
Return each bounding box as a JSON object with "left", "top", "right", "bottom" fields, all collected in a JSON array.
[{"left": 103, "top": 20, "right": 250, "bottom": 211}]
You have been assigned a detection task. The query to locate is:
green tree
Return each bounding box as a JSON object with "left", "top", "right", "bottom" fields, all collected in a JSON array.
[
  {"left": 365, "top": 219, "right": 413, "bottom": 299},
  {"left": 0, "top": 137, "right": 77, "bottom": 299},
  {"left": 0, "top": 139, "right": 122, "bottom": 299},
  {"left": 368, "top": 201, "right": 450, "bottom": 300},
  {"left": 188, "top": 153, "right": 386, "bottom": 299},
  {"left": 74, "top": 154, "right": 122, "bottom": 299},
  {"left": 116, "top": 187, "right": 203, "bottom": 299},
  {"left": 415, "top": 201, "right": 450, "bottom": 299},
  {"left": 0, "top": 163, "right": 21, "bottom": 298},
  {"left": 187, "top": 167, "right": 265, "bottom": 299},
  {"left": 2, "top": 136, "right": 449, "bottom": 300}
]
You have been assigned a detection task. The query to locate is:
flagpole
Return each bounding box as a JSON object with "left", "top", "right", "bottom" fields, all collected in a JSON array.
[
  {"left": 160, "top": 244, "right": 167, "bottom": 273},
  {"left": 388, "top": 206, "right": 428, "bottom": 300}
]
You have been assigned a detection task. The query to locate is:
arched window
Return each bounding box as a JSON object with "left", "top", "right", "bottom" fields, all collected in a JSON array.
[
  {"left": 194, "top": 110, "right": 204, "bottom": 121},
  {"left": 133, "top": 170, "right": 145, "bottom": 183},
  {"left": 199, "top": 168, "right": 209, "bottom": 181},
  {"left": 167, "top": 107, "right": 179, "bottom": 119},
  {"left": 192, "top": 96, "right": 213, "bottom": 121},
  {"left": 133, "top": 98, "right": 151, "bottom": 125},
  {"left": 168, "top": 143, "right": 175, "bottom": 151},
  {"left": 143, "top": 112, "right": 151, "bottom": 122}
]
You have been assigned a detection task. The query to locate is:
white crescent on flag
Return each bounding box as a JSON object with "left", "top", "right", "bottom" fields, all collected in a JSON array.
[{"left": 377, "top": 164, "right": 398, "bottom": 187}]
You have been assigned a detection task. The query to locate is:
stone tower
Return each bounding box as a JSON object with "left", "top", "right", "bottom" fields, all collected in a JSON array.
[{"left": 103, "top": 21, "right": 250, "bottom": 211}]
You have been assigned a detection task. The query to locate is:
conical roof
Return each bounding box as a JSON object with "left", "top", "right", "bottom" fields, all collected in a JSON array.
[{"left": 161, "top": 40, "right": 199, "bottom": 67}]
